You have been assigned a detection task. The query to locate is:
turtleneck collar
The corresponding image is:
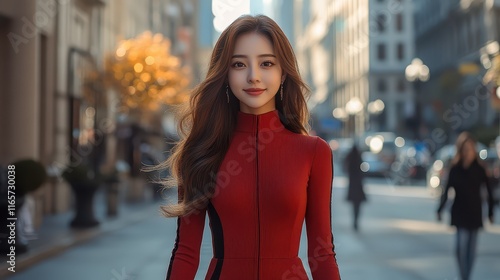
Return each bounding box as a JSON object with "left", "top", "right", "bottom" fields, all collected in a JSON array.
[{"left": 235, "top": 110, "right": 285, "bottom": 133}]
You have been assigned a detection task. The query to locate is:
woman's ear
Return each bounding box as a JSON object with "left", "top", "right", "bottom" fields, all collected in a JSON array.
[{"left": 281, "top": 74, "right": 287, "bottom": 83}]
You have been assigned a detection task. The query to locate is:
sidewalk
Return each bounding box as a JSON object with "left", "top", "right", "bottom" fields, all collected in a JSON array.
[
  {"left": 334, "top": 176, "right": 431, "bottom": 198},
  {"left": 0, "top": 185, "right": 166, "bottom": 278}
]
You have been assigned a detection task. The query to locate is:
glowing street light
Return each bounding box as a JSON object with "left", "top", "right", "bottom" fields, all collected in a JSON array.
[
  {"left": 405, "top": 58, "right": 430, "bottom": 82},
  {"left": 345, "top": 97, "right": 364, "bottom": 115},
  {"left": 367, "top": 99, "right": 385, "bottom": 115},
  {"left": 345, "top": 97, "right": 364, "bottom": 138},
  {"left": 332, "top": 107, "right": 348, "bottom": 120}
]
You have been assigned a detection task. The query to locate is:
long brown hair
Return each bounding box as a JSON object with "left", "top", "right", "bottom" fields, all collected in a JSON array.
[
  {"left": 153, "top": 15, "right": 311, "bottom": 217},
  {"left": 452, "top": 131, "right": 478, "bottom": 166}
]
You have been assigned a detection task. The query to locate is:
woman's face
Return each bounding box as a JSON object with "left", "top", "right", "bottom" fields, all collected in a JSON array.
[
  {"left": 228, "top": 32, "right": 285, "bottom": 115},
  {"left": 462, "top": 140, "right": 476, "bottom": 163}
]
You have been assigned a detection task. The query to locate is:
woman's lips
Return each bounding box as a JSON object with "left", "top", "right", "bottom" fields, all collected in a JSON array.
[{"left": 243, "top": 88, "right": 266, "bottom": 96}]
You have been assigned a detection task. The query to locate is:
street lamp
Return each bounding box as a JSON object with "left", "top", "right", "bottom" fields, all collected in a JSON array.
[
  {"left": 405, "top": 58, "right": 430, "bottom": 139},
  {"left": 332, "top": 108, "right": 348, "bottom": 138},
  {"left": 332, "top": 107, "right": 348, "bottom": 120},
  {"left": 367, "top": 99, "right": 385, "bottom": 131},
  {"left": 345, "top": 97, "right": 364, "bottom": 138},
  {"left": 367, "top": 99, "right": 385, "bottom": 114},
  {"left": 346, "top": 97, "right": 364, "bottom": 115},
  {"left": 405, "top": 58, "right": 430, "bottom": 82}
]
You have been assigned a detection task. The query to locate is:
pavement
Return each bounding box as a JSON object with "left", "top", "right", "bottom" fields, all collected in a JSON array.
[{"left": 0, "top": 184, "right": 167, "bottom": 279}]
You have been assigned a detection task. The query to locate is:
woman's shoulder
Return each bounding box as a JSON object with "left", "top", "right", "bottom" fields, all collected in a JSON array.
[
  {"left": 293, "top": 134, "right": 331, "bottom": 156},
  {"left": 288, "top": 133, "right": 327, "bottom": 146},
  {"left": 449, "top": 163, "right": 461, "bottom": 173}
]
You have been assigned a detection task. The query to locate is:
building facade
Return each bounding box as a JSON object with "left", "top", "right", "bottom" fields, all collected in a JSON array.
[
  {"left": 0, "top": 0, "right": 195, "bottom": 227},
  {"left": 414, "top": 0, "right": 500, "bottom": 144},
  {"left": 278, "top": 0, "right": 415, "bottom": 139},
  {"left": 369, "top": 0, "right": 415, "bottom": 135}
]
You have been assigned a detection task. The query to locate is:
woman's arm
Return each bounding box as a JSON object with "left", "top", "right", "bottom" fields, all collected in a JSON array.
[
  {"left": 305, "top": 138, "right": 341, "bottom": 280},
  {"left": 437, "top": 166, "right": 454, "bottom": 218},
  {"left": 165, "top": 202, "right": 206, "bottom": 279},
  {"left": 481, "top": 165, "right": 495, "bottom": 223}
]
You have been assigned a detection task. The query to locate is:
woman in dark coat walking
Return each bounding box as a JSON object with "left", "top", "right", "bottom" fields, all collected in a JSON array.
[
  {"left": 437, "top": 132, "right": 495, "bottom": 280},
  {"left": 344, "top": 144, "right": 366, "bottom": 231}
]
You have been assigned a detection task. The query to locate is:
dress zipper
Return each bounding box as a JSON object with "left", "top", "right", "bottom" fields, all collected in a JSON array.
[{"left": 255, "top": 115, "right": 260, "bottom": 280}]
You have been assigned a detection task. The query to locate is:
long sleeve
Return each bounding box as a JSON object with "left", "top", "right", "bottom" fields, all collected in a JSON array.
[
  {"left": 305, "top": 138, "right": 341, "bottom": 280},
  {"left": 166, "top": 207, "right": 206, "bottom": 280},
  {"left": 481, "top": 165, "right": 495, "bottom": 219},
  {"left": 437, "top": 167, "right": 454, "bottom": 214}
]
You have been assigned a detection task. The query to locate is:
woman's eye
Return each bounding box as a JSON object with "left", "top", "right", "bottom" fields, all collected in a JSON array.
[
  {"left": 262, "top": 61, "right": 274, "bottom": 67},
  {"left": 232, "top": 62, "right": 245, "bottom": 68}
]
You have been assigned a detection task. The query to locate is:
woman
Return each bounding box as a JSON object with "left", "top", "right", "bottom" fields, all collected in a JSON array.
[
  {"left": 155, "top": 15, "right": 341, "bottom": 279},
  {"left": 437, "top": 132, "right": 495, "bottom": 280},
  {"left": 344, "top": 144, "right": 366, "bottom": 231}
]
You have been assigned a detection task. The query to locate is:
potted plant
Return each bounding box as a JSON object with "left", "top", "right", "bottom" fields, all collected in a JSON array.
[
  {"left": 62, "top": 163, "right": 100, "bottom": 228},
  {"left": 13, "top": 159, "right": 48, "bottom": 196},
  {"left": 0, "top": 159, "right": 47, "bottom": 254}
]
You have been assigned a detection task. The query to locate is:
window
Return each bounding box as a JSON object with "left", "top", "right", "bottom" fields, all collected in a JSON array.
[
  {"left": 397, "top": 43, "right": 404, "bottom": 60},
  {"left": 397, "top": 79, "right": 406, "bottom": 92},
  {"left": 396, "top": 13, "right": 403, "bottom": 31},
  {"left": 377, "top": 79, "right": 387, "bottom": 93},
  {"left": 377, "top": 14, "right": 386, "bottom": 32},
  {"left": 379, "top": 107, "right": 387, "bottom": 131},
  {"left": 377, "top": 44, "right": 386, "bottom": 60}
]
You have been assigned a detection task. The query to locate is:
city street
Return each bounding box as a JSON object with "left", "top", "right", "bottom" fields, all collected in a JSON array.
[
  {"left": 5, "top": 178, "right": 500, "bottom": 280},
  {"left": 3, "top": 1, "right": 500, "bottom": 280}
]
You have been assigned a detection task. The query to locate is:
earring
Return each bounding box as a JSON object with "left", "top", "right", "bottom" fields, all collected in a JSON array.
[
  {"left": 280, "top": 83, "right": 283, "bottom": 101},
  {"left": 226, "top": 85, "right": 229, "bottom": 103}
]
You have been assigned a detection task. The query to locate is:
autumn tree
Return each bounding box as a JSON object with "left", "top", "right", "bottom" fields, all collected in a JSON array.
[{"left": 105, "top": 31, "right": 191, "bottom": 114}]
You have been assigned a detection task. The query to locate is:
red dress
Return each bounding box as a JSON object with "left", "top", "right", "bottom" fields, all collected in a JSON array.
[{"left": 166, "top": 110, "right": 341, "bottom": 280}]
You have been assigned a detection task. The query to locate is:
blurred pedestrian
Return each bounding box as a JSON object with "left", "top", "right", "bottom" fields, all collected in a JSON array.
[
  {"left": 344, "top": 144, "right": 366, "bottom": 231},
  {"left": 437, "top": 131, "right": 495, "bottom": 280},
  {"left": 150, "top": 15, "right": 341, "bottom": 279}
]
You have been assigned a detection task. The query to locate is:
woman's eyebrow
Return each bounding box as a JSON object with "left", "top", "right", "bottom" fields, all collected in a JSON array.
[{"left": 231, "top": 54, "right": 276, "bottom": 59}]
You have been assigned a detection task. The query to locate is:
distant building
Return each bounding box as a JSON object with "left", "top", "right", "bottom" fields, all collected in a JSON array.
[
  {"left": 368, "top": 0, "right": 415, "bottom": 136},
  {"left": 414, "top": 0, "right": 500, "bottom": 143},
  {"left": 275, "top": 0, "right": 415, "bottom": 138}
]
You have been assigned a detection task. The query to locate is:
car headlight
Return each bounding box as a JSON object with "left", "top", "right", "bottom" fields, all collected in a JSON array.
[
  {"left": 430, "top": 176, "right": 440, "bottom": 188},
  {"left": 360, "top": 162, "right": 370, "bottom": 172}
]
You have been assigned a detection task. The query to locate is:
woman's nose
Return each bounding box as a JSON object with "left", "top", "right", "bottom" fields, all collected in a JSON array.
[{"left": 247, "top": 66, "right": 261, "bottom": 84}]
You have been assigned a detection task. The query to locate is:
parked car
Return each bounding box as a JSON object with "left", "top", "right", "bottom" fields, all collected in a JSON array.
[
  {"left": 360, "top": 151, "right": 392, "bottom": 177},
  {"left": 358, "top": 132, "right": 400, "bottom": 178},
  {"left": 391, "top": 140, "right": 431, "bottom": 185}
]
